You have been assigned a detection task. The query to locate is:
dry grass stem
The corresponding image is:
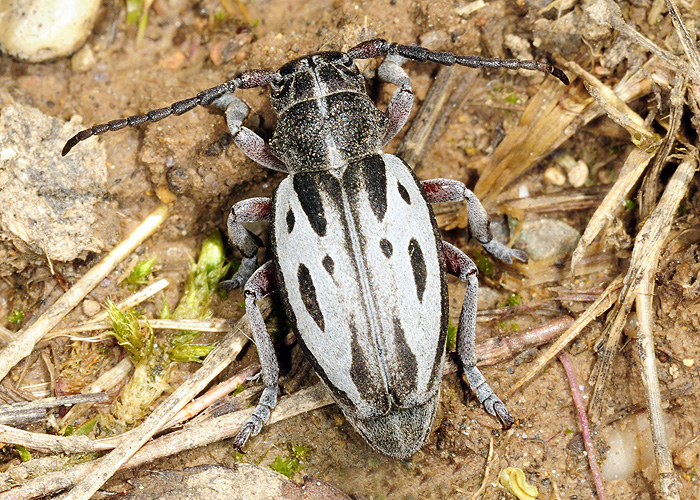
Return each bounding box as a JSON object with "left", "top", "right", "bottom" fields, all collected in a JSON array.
[
  {"left": 589, "top": 148, "right": 698, "bottom": 422},
  {"left": 664, "top": 0, "right": 700, "bottom": 85},
  {"left": 636, "top": 274, "right": 681, "bottom": 500},
  {"left": 47, "top": 317, "right": 231, "bottom": 340},
  {"left": 0, "top": 205, "right": 170, "bottom": 382},
  {"left": 571, "top": 148, "right": 653, "bottom": 273},
  {"left": 0, "top": 393, "right": 108, "bottom": 426},
  {"left": 569, "top": 61, "right": 660, "bottom": 151},
  {"left": 85, "top": 279, "right": 170, "bottom": 324},
  {"left": 164, "top": 363, "right": 260, "bottom": 429},
  {"left": 640, "top": 72, "right": 687, "bottom": 218},
  {"left": 506, "top": 275, "right": 624, "bottom": 398},
  {"left": 468, "top": 437, "right": 494, "bottom": 500}
]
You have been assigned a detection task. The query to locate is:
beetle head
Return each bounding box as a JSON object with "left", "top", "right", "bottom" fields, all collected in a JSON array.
[{"left": 269, "top": 52, "right": 366, "bottom": 115}]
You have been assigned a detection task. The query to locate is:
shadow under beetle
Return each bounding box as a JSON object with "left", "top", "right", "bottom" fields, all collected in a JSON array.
[{"left": 63, "top": 38, "right": 568, "bottom": 459}]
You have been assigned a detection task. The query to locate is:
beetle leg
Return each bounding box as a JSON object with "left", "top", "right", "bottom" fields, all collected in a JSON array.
[
  {"left": 442, "top": 240, "right": 515, "bottom": 429},
  {"left": 421, "top": 178, "right": 528, "bottom": 264},
  {"left": 233, "top": 260, "right": 280, "bottom": 450},
  {"left": 219, "top": 197, "right": 271, "bottom": 291},
  {"left": 377, "top": 54, "right": 414, "bottom": 146},
  {"left": 212, "top": 94, "right": 288, "bottom": 173}
]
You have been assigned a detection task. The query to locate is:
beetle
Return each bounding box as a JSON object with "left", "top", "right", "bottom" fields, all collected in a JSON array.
[{"left": 63, "top": 38, "right": 568, "bottom": 459}]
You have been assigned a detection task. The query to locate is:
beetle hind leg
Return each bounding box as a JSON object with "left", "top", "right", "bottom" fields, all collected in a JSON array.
[
  {"left": 233, "top": 261, "right": 280, "bottom": 450},
  {"left": 443, "top": 240, "right": 515, "bottom": 429}
]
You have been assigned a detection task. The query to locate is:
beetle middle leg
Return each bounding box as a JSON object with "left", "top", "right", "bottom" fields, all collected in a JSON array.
[
  {"left": 219, "top": 197, "right": 271, "bottom": 291},
  {"left": 233, "top": 260, "right": 280, "bottom": 450},
  {"left": 442, "top": 241, "right": 515, "bottom": 429},
  {"left": 421, "top": 178, "right": 528, "bottom": 264}
]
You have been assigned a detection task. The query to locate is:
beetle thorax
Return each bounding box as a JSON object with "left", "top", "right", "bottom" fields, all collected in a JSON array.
[{"left": 268, "top": 52, "right": 389, "bottom": 173}]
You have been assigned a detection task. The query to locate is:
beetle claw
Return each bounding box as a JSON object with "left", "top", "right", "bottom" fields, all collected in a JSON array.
[
  {"left": 233, "top": 421, "right": 256, "bottom": 450},
  {"left": 494, "top": 402, "right": 515, "bottom": 430}
]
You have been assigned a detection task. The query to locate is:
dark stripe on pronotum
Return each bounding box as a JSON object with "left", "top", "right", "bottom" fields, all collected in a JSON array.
[
  {"left": 408, "top": 238, "right": 426, "bottom": 302},
  {"left": 293, "top": 173, "right": 327, "bottom": 237},
  {"left": 297, "top": 263, "right": 324, "bottom": 331}
]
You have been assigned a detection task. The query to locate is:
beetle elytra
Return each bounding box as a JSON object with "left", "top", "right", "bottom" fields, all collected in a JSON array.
[{"left": 63, "top": 39, "right": 568, "bottom": 458}]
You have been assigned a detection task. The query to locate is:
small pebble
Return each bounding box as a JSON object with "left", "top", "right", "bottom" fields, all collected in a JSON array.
[
  {"left": 82, "top": 299, "right": 102, "bottom": 318},
  {"left": 0, "top": 0, "right": 101, "bottom": 62},
  {"left": 544, "top": 166, "right": 567, "bottom": 186},
  {"left": 70, "top": 44, "right": 96, "bottom": 73}
]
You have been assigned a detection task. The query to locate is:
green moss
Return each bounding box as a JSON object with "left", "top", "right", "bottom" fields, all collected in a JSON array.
[
  {"left": 269, "top": 454, "right": 303, "bottom": 478},
  {"left": 125, "top": 256, "right": 156, "bottom": 287},
  {"left": 7, "top": 308, "right": 24, "bottom": 324},
  {"left": 446, "top": 320, "right": 458, "bottom": 352},
  {"left": 473, "top": 251, "right": 494, "bottom": 277}
]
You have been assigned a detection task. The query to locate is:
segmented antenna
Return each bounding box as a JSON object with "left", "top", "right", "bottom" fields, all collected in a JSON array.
[
  {"left": 348, "top": 38, "right": 570, "bottom": 86},
  {"left": 61, "top": 69, "right": 275, "bottom": 156}
]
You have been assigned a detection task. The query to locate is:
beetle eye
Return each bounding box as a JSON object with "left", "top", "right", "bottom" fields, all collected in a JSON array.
[{"left": 270, "top": 74, "right": 284, "bottom": 89}]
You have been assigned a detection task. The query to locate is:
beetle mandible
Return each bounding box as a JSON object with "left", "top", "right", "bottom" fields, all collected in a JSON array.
[{"left": 63, "top": 38, "right": 568, "bottom": 459}]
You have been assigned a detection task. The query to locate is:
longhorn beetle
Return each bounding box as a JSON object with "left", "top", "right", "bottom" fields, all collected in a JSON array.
[{"left": 63, "top": 39, "right": 568, "bottom": 459}]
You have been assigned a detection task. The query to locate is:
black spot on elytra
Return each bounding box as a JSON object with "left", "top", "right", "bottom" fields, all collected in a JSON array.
[
  {"left": 380, "top": 238, "right": 393, "bottom": 258},
  {"left": 322, "top": 255, "right": 334, "bottom": 275},
  {"left": 297, "top": 263, "right": 324, "bottom": 331},
  {"left": 397, "top": 181, "right": 411, "bottom": 204},
  {"left": 408, "top": 238, "right": 427, "bottom": 302},
  {"left": 390, "top": 317, "right": 418, "bottom": 399},
  {"left": 293, "top": 173, "right": 326, "bottom": 237},
  {"left": 286, "top": 208, "right": 295, "bottom": 233},
  {"left": 353, "top": 155, "right": 387, "bottom": 222}
]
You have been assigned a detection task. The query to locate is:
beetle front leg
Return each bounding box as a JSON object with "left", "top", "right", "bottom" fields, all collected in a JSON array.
[
  {"left": 212, "top": 94, "right": 288, "bottom": 173},
  {"left": 422, "top": 178, "right": 528, "bottom": 264},
  {"left": 443, "top": 241, "right": 515, "bottom": 429},
  {"left": 377, "top": 54, "right": 414, "bottom": 146},
  {"left": 219, "top": 197, "right": 271, "bottom": 291},
  {"left": 234, "top": 260, "right": 280, "bottom": 450}
]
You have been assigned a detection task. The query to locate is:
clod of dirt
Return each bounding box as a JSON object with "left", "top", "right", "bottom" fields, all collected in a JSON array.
[
  {"left": 122, "top": 464, "right": 353, "bottom": 500},
  {"left": 0, "top": 0, "right": 101, "bottom": 62},
  {"left": 0, "top": 103, "right": 108, "bottom": 275}
]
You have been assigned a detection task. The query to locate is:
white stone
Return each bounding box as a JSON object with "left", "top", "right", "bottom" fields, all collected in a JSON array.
[{"left": 0, "top": 0, "right": 101, "bottom": 62}]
